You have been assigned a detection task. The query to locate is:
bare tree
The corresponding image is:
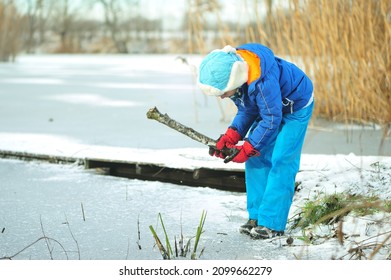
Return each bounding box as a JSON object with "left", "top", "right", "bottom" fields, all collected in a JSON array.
[
  {"left": 23, "top": 0, "right": 53, "bottom": 53},
  {"left": 97, "top": 0, "right": 140, "bottom": 53},
  {"left": 47, "top": 0, "right": 95, "bottom": 53},
  {"left": 52, "top": 0, "right": 74, "bottom": 52}
]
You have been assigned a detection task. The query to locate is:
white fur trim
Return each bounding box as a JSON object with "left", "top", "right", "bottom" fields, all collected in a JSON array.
[
  {"left": 222, "top": 60, "right": 248, "bottom": 92},
  {"left": 197, "top": 82, "right": 223, "bottom": 96},
  {"left": 198, "top": 60, "right": 248, "bottom": 96}
]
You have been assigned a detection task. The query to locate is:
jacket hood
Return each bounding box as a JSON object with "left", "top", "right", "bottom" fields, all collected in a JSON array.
[{"left": 237, "top": 43, "right": 276, "bottom": 80}]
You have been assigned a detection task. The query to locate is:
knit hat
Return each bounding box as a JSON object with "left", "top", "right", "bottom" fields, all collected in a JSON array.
[{"left": 198, "top": 45, "right": 248, "bottom": 96}]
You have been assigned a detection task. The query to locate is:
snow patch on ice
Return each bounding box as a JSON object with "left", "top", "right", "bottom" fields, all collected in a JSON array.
[
  {"left": 2, "top": 78, "right": 64, "bottom": 85},
  {"left": 44, "top": 93, "right": 143, "bottom": 108},
  {"left": 94, "top": 82, "right": 194, "bottom": 90}
]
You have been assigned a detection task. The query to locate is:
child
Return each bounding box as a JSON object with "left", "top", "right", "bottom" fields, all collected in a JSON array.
[{"left": 197, "top": 44, "right": 314, "bottom": 239}]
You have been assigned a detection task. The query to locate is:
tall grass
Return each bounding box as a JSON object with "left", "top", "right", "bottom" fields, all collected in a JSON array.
[
  {"left": 149, "top": 211, "right": 207, "bottom": 260},
  {"left": 273, "top": 0, "right": 390, "bottom": 126},
  {"left": 192, "top": 0, "right": 390, "bottom": 127}
]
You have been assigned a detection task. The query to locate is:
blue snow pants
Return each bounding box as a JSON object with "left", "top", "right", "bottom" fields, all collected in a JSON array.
[{"left": 245, "top": 101, "right": 314, "bottom": 231}]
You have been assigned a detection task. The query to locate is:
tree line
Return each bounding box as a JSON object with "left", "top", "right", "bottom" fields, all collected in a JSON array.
[{"left": 0, "top": 0, "right": 185, "bottom": 61}]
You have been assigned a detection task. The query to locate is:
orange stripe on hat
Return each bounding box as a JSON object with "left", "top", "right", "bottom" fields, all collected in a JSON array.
[{"left": 237, "top": 50, "right": 261, "bottom": 85}]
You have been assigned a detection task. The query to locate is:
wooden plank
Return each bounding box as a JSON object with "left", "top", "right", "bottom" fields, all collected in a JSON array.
[
  {"left": 85, "top": 159, "right": 245, "bottom": 192},
  {"left": 0, "top": 150, "right": 245, "bottom": 192}
]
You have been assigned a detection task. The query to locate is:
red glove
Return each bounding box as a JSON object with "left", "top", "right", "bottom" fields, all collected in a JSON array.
[
  {"left": 224, "top": 141, "right": 260, "bottom": 163},
  {"left": 216, "top": 128, "right": 242, "bottom": 151},
  {"left": 209, "top": 146, "right": 225, "bottom": 159}
]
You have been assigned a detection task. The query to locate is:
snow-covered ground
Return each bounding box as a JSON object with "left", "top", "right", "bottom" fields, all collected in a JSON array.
[
  {"left": 0, "top": 55, "right": 390, "bottom": 261},
  {"left": 1, "top": 142, "right": 390, "bottom": 260}
]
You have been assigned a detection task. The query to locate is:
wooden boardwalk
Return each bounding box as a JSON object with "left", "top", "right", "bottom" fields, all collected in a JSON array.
[{"left": 0, "top": 150, "right": 245, "bottom": 192}]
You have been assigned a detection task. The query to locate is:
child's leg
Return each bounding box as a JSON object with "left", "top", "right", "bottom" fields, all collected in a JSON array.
[{"left": 257, "top": 102, "right": 314, "bottom": 231}]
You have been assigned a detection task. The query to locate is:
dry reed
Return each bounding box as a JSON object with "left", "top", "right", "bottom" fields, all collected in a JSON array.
[
  {"left": 191, "top": 0, "right": 391, "bottom": 126},
  {"left": 0, "top": 1, "right": 22, "bottom": 62},
  {"left": 278, "top": 0, "right": 391, "bottom": 126}
]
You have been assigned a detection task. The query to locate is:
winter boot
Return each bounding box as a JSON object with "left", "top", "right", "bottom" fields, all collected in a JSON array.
[
  {"left": 239, "top": 219, "right": 257, "bottom": 235},
  {"left": 250, "top": 226, "right": 284, "bottom": 239}
]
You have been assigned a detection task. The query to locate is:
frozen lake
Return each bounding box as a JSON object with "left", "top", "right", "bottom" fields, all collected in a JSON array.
[
  {"left": 1, "top": 158, "right": 266, "bottom": 260},
  {"left": 0, "top": 55, "right": 390, "bottom": 260},
  {"left": 0, "top": 54, "right": 389, "bottom": 155}
]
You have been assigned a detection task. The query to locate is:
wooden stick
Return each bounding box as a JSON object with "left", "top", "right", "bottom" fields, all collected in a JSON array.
[
  {"left": 146, "top": 106, "right": 217, "bottom": 146},
  {"left": 146, "top": 107, "right": 239, "bottom": 162}
]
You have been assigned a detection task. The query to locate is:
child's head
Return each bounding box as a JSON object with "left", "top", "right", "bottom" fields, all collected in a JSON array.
[{"left": 198, "top": 45, "right": 248, "bottom": 96}]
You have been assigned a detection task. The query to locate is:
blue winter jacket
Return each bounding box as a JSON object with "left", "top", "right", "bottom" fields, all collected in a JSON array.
[{"left": 230, "top": 43, "right": 313, "bottom": 151}]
